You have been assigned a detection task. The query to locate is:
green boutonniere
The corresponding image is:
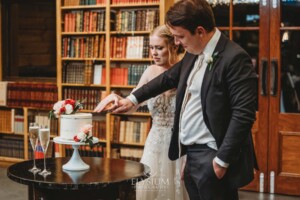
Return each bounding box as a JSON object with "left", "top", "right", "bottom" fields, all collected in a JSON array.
[{"left": 206, "top": 51, "right": 219, "bottom": 71}]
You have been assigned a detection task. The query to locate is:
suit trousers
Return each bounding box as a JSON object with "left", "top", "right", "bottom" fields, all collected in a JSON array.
[{"left": 184, "top": 144, "right": 239, "bottom": 200}]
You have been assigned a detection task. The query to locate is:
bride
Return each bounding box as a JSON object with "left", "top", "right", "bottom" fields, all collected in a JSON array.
[{"left": 94, "top": 25, "right": 188, "bottom": 200}]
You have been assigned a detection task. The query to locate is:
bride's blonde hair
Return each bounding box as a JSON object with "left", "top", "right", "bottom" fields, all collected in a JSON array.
[{"left": 150, "top": 25, "right": 185, "bottom": 65}]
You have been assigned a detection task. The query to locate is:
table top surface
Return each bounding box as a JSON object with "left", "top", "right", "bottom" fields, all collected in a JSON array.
[{"left": 7, "top": 157, "right": 150, "bottom": 190}]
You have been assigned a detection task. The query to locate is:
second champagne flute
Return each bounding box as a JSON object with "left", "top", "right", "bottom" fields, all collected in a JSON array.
[{"left": 38, "top": 127, "right": 51, "bottom": 176}]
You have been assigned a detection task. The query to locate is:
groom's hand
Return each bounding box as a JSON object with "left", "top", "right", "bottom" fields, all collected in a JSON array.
[
  {"left": 212, "top": 159, "right": 227, "bottom": 179},
  {"left": 112, "top": 98, "right": 135, "bottom": 113}
]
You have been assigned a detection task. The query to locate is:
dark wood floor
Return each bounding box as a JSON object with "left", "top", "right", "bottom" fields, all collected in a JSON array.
[{"left": 239, "top": 191, "right": 300, "bottom": 200}]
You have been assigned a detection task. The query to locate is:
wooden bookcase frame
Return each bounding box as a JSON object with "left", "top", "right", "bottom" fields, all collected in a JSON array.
[{"left": 55, "top": 0, "right": 174, "bottom": 158}]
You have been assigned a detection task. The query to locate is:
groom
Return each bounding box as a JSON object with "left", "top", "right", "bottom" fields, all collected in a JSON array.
[{"left": 97, "top": 0, "right": 258, "bottom": 199}]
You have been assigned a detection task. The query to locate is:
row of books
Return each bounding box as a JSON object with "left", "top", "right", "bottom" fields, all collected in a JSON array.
[
  {"left": 65, "top": 144, "right": 106, "bottom": 157},
  {"left": 110, "top": 115, "right": 150, "bottom": 144},
  {"left": 64, "top": 0, "right": 159, "bottom": 6},
  {"left": 0, "top": 109, "right": 14, "bottom": 133},
  {"left": 92, "top": 120, "right": 107, "bottom": 140},
  {"left": 110, "top": 36, "right": 150, "bottom": 59},
  {"left": 111, "top": 147, "right": 143, "bottom": 161},
  {"left": 5, "top": 82, "right": 58, "bottom": 109},
  {"left": 62, "top": 60, "right": 97, "bottom": 85},
  {"left": 63, "top": 62, "right": 148, "bottom": 86},
  {"left": 113, "top": 9, "right": 159, "bottom": 32},
  {"left": 103, "top": 64, "right": 147, "bottom": 86},
  {"left": 62, "top": 35, "right": 152, "bottom": 59},
  {"left": 62, "top": 35, "right": 105, "bottom": 59},
  {"left": 0, "top": 136, "right": 53, "bottom": 159},
  {"left": 64, "top": 10, "right": 106, "bottom": 32},
  {"left": 0, "top": 136, "right": 24, "bottom": 158},
  {"left": 126, "top": 36, "right": 149, "bottom": 58},
  {"left": 0, "top": 109, "right": 109, "bottom": 138},
  {"left": 63, "top": 88, "right": 106, "bottom": 110},
  {"left": 111, "top": 0, "right": 160, "bottom": 4},
  {"left": 63, "top": 0, "right": 106, "bottom": 6},
  {"left": 0, "top": 108, "right": 59, "bottom": 135},
  {"left": 63, "top": 62, "right": 88, "bottom": 84}
]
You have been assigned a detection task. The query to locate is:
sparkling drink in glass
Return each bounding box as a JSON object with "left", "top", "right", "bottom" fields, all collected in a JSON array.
[
  {"left": 38, "top": 127, "right": 51, "bottom": 176},
  {"left": 28, "top": 122, "right": 41, "bottom": 173}
]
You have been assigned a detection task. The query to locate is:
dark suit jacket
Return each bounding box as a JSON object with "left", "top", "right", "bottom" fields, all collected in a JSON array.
[{"left": 132, "top": 33, "right": 258, "bottom": 188}]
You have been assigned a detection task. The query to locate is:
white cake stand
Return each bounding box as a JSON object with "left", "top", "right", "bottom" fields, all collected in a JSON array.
[{"left": 53, "top": 137, "right": 99, "bottom": 171}]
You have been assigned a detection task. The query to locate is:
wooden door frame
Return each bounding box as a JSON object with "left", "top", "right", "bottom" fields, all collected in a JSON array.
[{"left": 246, "top": 0, "right": 271, "bottom": 192}]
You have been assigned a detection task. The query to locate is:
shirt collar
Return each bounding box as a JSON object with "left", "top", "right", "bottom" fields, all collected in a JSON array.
[{"left": 203, "top": 28, "right": 221, "bottom": 60}]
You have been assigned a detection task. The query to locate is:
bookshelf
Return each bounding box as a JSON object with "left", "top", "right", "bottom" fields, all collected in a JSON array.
[
  {"left": 55, "top": 0, "right": 174, "bottom": 159},
  {"left": 0, "top": 83, "right": 59, "bottom": 162}
]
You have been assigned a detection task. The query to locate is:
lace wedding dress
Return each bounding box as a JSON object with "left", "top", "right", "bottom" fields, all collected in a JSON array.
[{"left": 136, "top": 90, "right": 189, "bottom": 200}]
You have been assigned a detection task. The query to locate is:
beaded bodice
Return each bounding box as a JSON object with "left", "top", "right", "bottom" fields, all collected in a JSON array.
[{"left": 147, "top": 90, "right": 176, "bottom": 128}]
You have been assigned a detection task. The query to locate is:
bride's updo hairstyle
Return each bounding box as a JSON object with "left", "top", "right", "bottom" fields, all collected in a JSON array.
[{"left": 150, "top": 25, "right": 185, "bottom": 65}]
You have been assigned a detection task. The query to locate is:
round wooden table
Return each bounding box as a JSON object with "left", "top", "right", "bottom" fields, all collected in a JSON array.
[{"left": 7, "top": 157, "right": 150, "bottom": 200}]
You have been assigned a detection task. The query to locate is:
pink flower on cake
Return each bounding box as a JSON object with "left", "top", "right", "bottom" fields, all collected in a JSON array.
[
  {"left": 73, "top": 124, "right": 94, "bottom": 147},
  {"left": 49, "top": 99, "right": 84, "bottom": 118},
  {"left": 80, "top": 124, "right": 93, "bottom": 134},
  {"left": 73, "top": 132, "right": 87, "bottom": 142}
]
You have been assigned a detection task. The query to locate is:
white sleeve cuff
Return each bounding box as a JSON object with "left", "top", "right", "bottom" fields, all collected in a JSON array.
[
  {"left": 126, "top": 94, "right": 138, "bottom": 106},
  {"left": 214, "top": 157, "right": 229, "bottom": 168}
]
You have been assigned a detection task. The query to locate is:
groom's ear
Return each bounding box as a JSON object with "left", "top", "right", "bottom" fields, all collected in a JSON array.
[{"left": 195, "top": 26, "right": 205, "bottom": 36}]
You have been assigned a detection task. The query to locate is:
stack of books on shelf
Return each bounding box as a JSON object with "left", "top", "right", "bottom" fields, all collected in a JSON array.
[
  {"left": 63, "top": 62, "right": 86, "bottom": 84},
  {"left": 63, "top": 88, "right": 106, "bottom": 110},
  {"left": 6, "top": 82, "right": 58, "bottom": 109},
  {"left": 63, "top": 62, "right": 148, "bottom": 86},
  {"left": 63, "top": 61, "right": 103, "bottom": 85},
  {"left": 63, "top": 0, "right": 106, "bottom": 6},
  {"left": 111, "top": 0, "right": 160, "bottom": 5},
  {"left": 0, "top": 135, "right": 24, "bottom": 158},
  {"left": 114, "top": 8, "right": 159, "bottom": 32},
  {"left": 110, "top": 147, "right": 143, "bottom": 161},
  {"left": 110, "top": 115, "right": 150, "bottom": 144},
  {"left": 62, "top": 35, "right": 105, "bottom": 59},
  {"left": 110, "top": 36, "right": 150, "bottom": 59},
  {"left": 64, "top": 10, "right": 106, "bottom": 32},
  {"left": 127, "top": 64, "right": 147, "bottom": 85},
  {"left": 119, "top": 147, "right": 143, "bottom": 161},
  {"left": 0, "top": 109, "right": 15, "bottom": 134},
  {"left": 103, "top": 63, "right": 147, "bottom": 86},
  {"left": 92, "top": 119, "right": 106, "bottom": 140},
  {"left": 65, "top": 144, "right": 106, "bottom": 157}
]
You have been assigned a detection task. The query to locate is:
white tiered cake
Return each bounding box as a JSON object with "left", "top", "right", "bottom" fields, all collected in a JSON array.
[{"left": 60, "top": 113, "right": 92, "bottom": 140}]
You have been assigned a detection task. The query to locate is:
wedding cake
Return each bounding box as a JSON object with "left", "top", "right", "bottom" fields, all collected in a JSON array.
[{"left": 60, "top": 113, "right": 92, "bottom": 140}]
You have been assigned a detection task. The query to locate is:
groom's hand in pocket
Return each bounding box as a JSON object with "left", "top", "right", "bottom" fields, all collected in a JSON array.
[{"left": 212, "top": 159, "right": 227, "bottom": 179}]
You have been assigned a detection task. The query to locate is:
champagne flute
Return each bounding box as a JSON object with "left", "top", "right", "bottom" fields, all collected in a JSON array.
[
  {"left": 38, "top": 127, "right": 51, "bottom": 176},
  {"left": 28, "top": 122, "right": 41, "bottom": 173}
]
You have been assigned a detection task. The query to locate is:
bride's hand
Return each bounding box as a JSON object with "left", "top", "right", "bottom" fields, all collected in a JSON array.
[{"left": 93, "top": 94, "right": 123, "bottom": 113}]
